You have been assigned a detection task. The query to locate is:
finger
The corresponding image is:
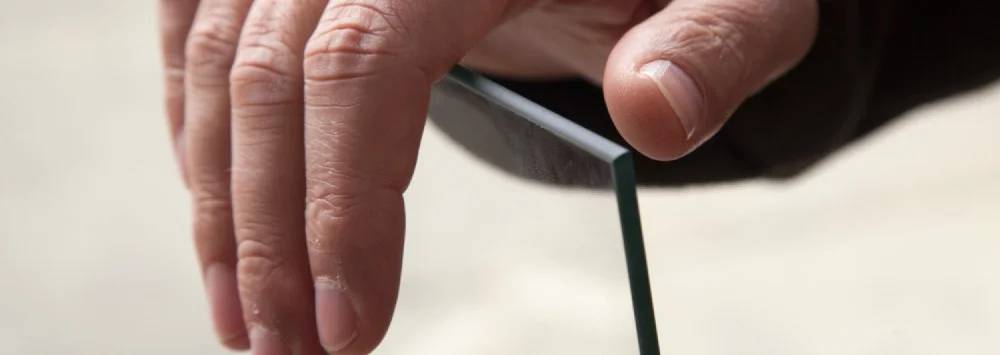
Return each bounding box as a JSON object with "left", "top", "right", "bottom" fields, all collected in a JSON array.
[
  {"left": 229, "top": 0, "right": 329, "bottom": 354},
  {"left": 183, "top": 0, "right": 254, "bottom": 349},
  {"left": 158, "top": 0, "right": 199, "bottom": 183},
  {"left": 302, "top": 0, "right": 526, "bottom": 353},
  {"left": 603, "top": 0, "right": 818, "bottom": 161}
]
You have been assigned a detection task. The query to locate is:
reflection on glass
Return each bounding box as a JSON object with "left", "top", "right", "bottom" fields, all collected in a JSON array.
[{"left": 382, "top": 67, "right": 657, "bottom": 354}]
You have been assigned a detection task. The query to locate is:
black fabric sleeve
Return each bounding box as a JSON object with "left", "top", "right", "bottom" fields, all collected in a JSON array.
[{"left": 487, "top": 0, "right": 1000, "bottom": 186}]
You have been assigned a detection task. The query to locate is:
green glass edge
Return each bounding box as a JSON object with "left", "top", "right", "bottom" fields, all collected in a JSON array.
[
  {"left": 442, "top": 66, "right": 661, "bottom": 354},
  {"left": 612, "top": 154, "right": 660, "bottom": 355},
  {"left": 444, "top": 66, "right": 628, "bottom": 162}
]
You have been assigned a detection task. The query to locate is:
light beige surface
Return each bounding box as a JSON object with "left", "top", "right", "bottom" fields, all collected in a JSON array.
[{"left": 1, "top": 1, "right": 999, "bottom": 354}]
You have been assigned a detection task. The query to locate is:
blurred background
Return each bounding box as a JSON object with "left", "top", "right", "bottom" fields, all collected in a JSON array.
[{"left": 1, "top": 1, "right": 999, "bottom": 354}]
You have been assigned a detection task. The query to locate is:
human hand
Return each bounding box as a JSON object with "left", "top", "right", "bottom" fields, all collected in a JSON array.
[{"left": 158, "top": 0, "right": 816, "bottom": 354}]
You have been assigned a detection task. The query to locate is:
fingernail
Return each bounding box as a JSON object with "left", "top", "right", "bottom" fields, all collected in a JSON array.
[
  {"left": 205, "top": 263, "right": 248, "bottom": 349},
  {"left": 250, "top": 326, "right": 288, "bottom": 355},
  {"left": 638, "top": 60, "right": 704, "bottom": 139},
  {"left": 315, "top": 278, "right": 358, "bottom": 352},
  {"left": 221, "top": 332, "right": 250, "bottom": 350}
]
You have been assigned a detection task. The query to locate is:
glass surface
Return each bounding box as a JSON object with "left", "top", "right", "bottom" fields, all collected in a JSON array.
[{"left": 379, "top": 68, "right": 658, "bottom": 354}]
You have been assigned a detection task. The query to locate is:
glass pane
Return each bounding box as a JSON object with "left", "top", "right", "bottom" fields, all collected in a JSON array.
[{"left": 379, "top": 68, "right": 658, "bottom": 354}]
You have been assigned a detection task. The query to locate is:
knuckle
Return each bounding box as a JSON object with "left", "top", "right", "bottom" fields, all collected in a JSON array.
[
  {"left": 671, "top": 6, "right": 754, "bottom": 79},
  {"left": 185, "top": 25, "right": 239, "bottom": 81},
  {"left": 304, "top": 194, "right": 358, "bottom": 255},
  {"left": 304, "top": 183, "right": 400, "bottom": 254},
  {"left": 306, "top": 182, "right": 368, "bottom": 215},
  {"left": 163, "top": 64, "right": 185, "bottom": 94},
  {"left": 191, "top": 193, "right": 232, "bottom": 248},
  {"left": 304, "top": 3, "right": 407, "bottom": 83},
  {"left": 235, "top": 234, "right": 284, "bottom": 294},
  {"left": 229, "top": 62, "right": 298, "bottom": 109},
  {"left": 192, "top": 182, "right": 231, "bottom": 215},
  {"left": 306, "top": 172, "right": 376, "bottom": 222},
  {"left": 677, "top": 19, "right": 746, "bottom": 66},
  {"left": 230, "top": 27, "right": 301, "bottom": 109},
  {"left": 188, "top": 166, "right": 231, "bottom": 194}
]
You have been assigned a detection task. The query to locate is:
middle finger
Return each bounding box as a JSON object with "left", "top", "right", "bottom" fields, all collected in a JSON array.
[{"left": 229, "top": 0, "right": 328, "bottom": 353}]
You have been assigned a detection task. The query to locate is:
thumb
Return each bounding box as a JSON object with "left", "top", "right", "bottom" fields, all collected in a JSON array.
[{"left": 603, "top": 0, "right": 818, "bottom": 161}]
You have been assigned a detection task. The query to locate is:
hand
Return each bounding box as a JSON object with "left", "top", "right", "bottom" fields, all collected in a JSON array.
[{"left": 158, "top": 0, "right": 816, "bottom": 353}]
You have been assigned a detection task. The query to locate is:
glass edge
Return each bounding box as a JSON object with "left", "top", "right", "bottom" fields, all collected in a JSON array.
[
  {"left": 442, "top": 66, "right": 629, "bottom": 163},
  {"left": 440, "top": 66, "right": 661, "bottom": 354},
  {"left": 613, "top": 154, "right": 661, "bottom": 355}
]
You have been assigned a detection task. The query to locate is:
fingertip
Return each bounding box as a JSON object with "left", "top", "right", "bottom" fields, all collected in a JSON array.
[
  {"left": 604, "top": 56, "right": 713, "bottom": 161},
  {"left": 248, "top": 326, "right": 288, "bottom": 355},
  {"left": 205, "top": 263, "right": 250, "bottom": 351},
  {"left": 304, "top": 191, "right": 404, "bottom": 354},
  {"left": 315, "top": 278, "right": 359, "bottom": 353},
  {"left": 221, "top": 332, "right": 251, "bottom": 351},
  {"left": 603, "top": 0, "right": 820, "bottom": 162},
  {"left": 312, "top": 264, "right": 398, "bottom": 355}
]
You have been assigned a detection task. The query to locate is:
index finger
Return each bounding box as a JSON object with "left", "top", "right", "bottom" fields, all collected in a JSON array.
[{"left": 301, "top": 0, "right": 525, "bottom": 352}]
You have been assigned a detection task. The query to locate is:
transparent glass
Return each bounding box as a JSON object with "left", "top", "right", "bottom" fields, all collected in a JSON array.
[{"left": 381, "top": 68, "right": 658, "bottom": 354}]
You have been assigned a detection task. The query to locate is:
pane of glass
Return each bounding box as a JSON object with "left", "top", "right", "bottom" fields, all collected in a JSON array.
[{"left": 379, "top": 68, "right": 657, "bottom": 354}]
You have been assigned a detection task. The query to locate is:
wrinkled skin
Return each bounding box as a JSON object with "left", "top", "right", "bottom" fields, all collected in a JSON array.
[
  {"left": 158, "top": 0, "right": 817, "bottom": 353},
  {"left": 464, "top": 0, "right": 657, "bottom": 81}
]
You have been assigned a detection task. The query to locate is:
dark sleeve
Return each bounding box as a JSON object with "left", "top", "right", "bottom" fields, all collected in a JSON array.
[{"left": 490, "top": 0, "right": 1000, "bottom": 186}]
